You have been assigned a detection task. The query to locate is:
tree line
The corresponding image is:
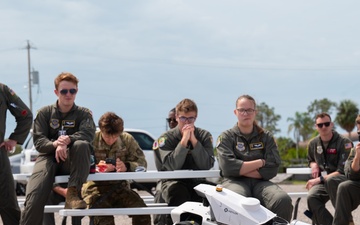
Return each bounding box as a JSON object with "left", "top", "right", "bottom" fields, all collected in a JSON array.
[{"left": 256, "top": 98, "right": 359, "bottom": 167}]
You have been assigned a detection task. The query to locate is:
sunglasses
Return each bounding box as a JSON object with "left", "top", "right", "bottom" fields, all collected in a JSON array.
[
  {"left": 178, "top": 116, "right": 196, "bottom": 123},
  {"left": 317, "top": 122, "right": 331, "bottom": 128},
  {"left": 166, "top": 118, "right": 177, "bottom": 123},
  {"left": 59, "top": 88, "right": 77, "bottom": 95}
]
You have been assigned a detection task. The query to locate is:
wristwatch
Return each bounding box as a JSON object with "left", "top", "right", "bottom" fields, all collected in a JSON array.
[{"left": 319, "top": 175, "right": 325, "bottom": 184}]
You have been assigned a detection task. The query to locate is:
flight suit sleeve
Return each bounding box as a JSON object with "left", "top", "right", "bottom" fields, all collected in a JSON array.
[
  {"left": 336, "top": 138, "right": 352, "bottom": 174},
  {"left": 122, "top": 133, "right": 147, "bottom": 171},
  {"left": 4, "top": 85, "right": 33, "bottom": 144},
  {"left": 187, "top": 130, "right": 214, "bottom": 170},
  {"left": 217, "top": 132, "right": 244, "bottom": 177},
  {"left": 33, "top": 108, "right": 56, "bottom": 154},
  {"left": 307, "top": 139, "right": 316, "bottom": 167},
  {"left": 258, "top": 133, "right": 281, "bottom": 180},
  {"left": 156, "top": 132, "right": 190, "bottom": 171},
  {"left": 345, "top": 148, "right": 360, "bottom": 180}
]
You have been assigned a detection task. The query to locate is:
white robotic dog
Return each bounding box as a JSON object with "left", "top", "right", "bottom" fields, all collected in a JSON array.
[{"left": 171, "top": 184, "right": 310, "bottom": 225}]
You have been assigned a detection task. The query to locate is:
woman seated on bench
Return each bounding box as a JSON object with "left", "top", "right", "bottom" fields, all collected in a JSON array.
[{"left": 82, "top": 112, "right": 151, "bottom": 225}]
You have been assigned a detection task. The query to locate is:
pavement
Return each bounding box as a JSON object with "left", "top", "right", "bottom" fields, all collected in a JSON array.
[{"left": 2, "top": 174, "right": 360, "bottom": 224}]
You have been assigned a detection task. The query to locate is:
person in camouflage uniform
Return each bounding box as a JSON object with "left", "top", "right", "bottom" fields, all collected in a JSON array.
[
  {"left": 82, "top": 112, "right": 151, "bottom": 225},
  {"left": 306, "top": 112, "right": 352, "bottom": 225},
  {"left": 20, "top": 72, "right": 96, "bottom": 225},
  {"left": 153, "top": 98, "right": 215, "bottom": 225},
  {"left": 0, "top": 83, "right": 33, "bottom": 225},
  {"left": 333, "top": 114, "right": 360, "bottom": 225},
  {"left": 216, "top": 95, "right": 293, "bottom": 223}
]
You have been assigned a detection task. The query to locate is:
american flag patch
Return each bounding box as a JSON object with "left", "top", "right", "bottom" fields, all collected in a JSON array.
[{"left": 345, "top": 143, "right": 352, "bottom": 149}]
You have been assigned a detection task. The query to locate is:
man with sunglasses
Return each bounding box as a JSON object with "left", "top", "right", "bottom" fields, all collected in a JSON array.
[
  {"left": 306, "top": 112, "right": 352, "bottom": 225},
  {"left": 21, "top": 72, "right": 96, "bottom": 225},
  {"left": 333, "top": 115, "right": 360, "bottom": 225},
  {"left": 153, "top": 98, "right": 215, "bottom": 225},
  {"left": 166, "top": 108, "right": 178, "bottom": 130}
]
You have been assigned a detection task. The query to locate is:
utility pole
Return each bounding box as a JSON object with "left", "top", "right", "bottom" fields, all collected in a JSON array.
[{"left": 25, "top": 40, "right": 36, "bottom": 112}]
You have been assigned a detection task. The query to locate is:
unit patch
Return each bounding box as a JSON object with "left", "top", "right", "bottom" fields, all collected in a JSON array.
[
  {"left": 236, "top": 142, "right": 245, "bottom": 151},
  {"left": 50, "top": 119, "right": 60, "bottom": 129},
  {"left": 250, "top": 142, "right": 264, "bottom": 150},
  {"left": 316, "top": 146, "right": 323, "bottom": 154},
  {"left": 158, "top": 137, "right": 166, "bottom": 147}
]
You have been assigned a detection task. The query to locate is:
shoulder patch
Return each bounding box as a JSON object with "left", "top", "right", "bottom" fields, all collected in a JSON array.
[
  {"left": 152, "top": 141, "right": 159, "bottom": 150},
  {"left": 216, "top": 136, "right": 221, "bottom": 148},
  {"left": 158, "top": 137, "right": 166, "bottom": 147},
  {"left": 345, "top": 142, "right": 352, "bottom": 150}
]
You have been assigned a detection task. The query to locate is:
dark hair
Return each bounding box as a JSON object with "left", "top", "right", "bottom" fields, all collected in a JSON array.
[
  {"left": 315, "top": 112, "right": 331, "bottom": 122},
  {"left": 236, "top": 95, "right": 256, "bottom": 109},
  {"left": 169, "top": 108, "right": 176, "bottom": 114},
  {"left": 98, "top": 112, "right": 124, "bottom": 135}
]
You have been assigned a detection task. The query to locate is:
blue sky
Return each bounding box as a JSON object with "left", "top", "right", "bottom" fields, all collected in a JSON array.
[{"left": 1, "top": 0, "right": 360, "bottom": 143}]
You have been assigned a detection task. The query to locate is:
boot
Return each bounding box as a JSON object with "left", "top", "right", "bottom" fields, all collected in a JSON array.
[{"left": 65, "top": 186, "right": 87, "bottom": 209}]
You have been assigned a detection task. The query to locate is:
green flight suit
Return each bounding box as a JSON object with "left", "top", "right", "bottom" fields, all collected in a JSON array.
[
  {"left": 153, "top": 126, "right": 215, "bottom": 224},
  {"left": 20, "top": 102, "right": 95, "bottom": 225},
  {"left": 0, "top": 83, "right": 33, "bottom": 225},
  {"left": 333, "top": 147, "right": 360, "bottom": 225},
  {"left": 217, "top": 123, "right": 293, "bottom": 222},
  {"left": 307, "top": 131, "right": 352, "bottom": 225}
]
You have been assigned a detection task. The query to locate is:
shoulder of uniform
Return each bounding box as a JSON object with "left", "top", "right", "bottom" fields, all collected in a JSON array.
[{"left": 77, "top": 106, "right": 93, "bottom": 117}]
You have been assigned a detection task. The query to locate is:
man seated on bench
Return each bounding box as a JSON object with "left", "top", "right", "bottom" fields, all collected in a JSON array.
[
  {"left": 333, "top": 114, "right": 360, "bottom": 225},
  {"left": 82, "top": 112, "right": 151, "bottom": 225},
  {"left": 153, "top": 98, "right": 215, "bottom": 225}
]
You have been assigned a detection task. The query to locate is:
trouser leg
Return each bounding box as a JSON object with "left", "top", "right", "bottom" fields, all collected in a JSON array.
[
  {"left": 67, "top": 140, "right": 91, "bottom": 188},
  {"left": 333, "top": 180, "right": 360, "bottom": 225},
  {"left": 307, "top": 184, "right": 332, "bottom": 225},
  {"left": 20, "top": 157, "right": 56, "bottom": 225},
  {"left": 0, "top": 149, "right": 20, "bottom": 225},
  {"left": 254, "top": 181, "right": 293, "bottom": 222}
]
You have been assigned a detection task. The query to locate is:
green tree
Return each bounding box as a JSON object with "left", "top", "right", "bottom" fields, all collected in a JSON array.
[
  {"left": 287, "top": 112, "right": 314, "bottom": 158},
  {"left": 335, "top": 99, "right": 359, "bottom": 138},
  {"left": 307, "top": 98, "right": 337, "bottom": 119},
  {"left": 256, "top": 102, "right": 281, "bottom": 135}
]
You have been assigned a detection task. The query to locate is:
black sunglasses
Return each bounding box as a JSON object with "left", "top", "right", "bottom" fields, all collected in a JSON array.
[
  {"left": 166, "top": 118, "right": 177, "bottom": 123},
  {"left": 317, "top": 122, "right": 331, "bottom": 128},
  {"left": 59, "top": 88, "right": 77, "bottom": 95}
]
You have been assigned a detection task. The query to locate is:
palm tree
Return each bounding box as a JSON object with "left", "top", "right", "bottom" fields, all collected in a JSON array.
[
  {"left": 287, "top": 112, "right": 314, "bottom": 159},
  {"left": 336, "top": 100, "right": 359, "bottom": 138}
]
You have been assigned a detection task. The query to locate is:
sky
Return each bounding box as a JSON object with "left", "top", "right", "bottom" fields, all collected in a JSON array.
[{"left": 1, "top": 0, "right": 360, "bottom": 144}]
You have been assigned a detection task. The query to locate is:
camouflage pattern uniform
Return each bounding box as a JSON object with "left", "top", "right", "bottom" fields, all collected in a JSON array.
[
  {"left": 333, "top": 147, "right": 360, "bottom": 225},
  {"left": 20, "top": 102, "right": 95, "bottom": 225},
  {"left": 216, "top": 124, "right": 293, "bottom": 222},
  {"left": 153, "top": 126, "right": 214, "bottom": 224},
  {"left": 82, "top": 131, "right": 151, "bottom": 225},
  {"left": 0, "top": 83, "right": 33, "bottom": 225},
  {"left": 307, "top": 131, "right": 352, "bottom": 225}
]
